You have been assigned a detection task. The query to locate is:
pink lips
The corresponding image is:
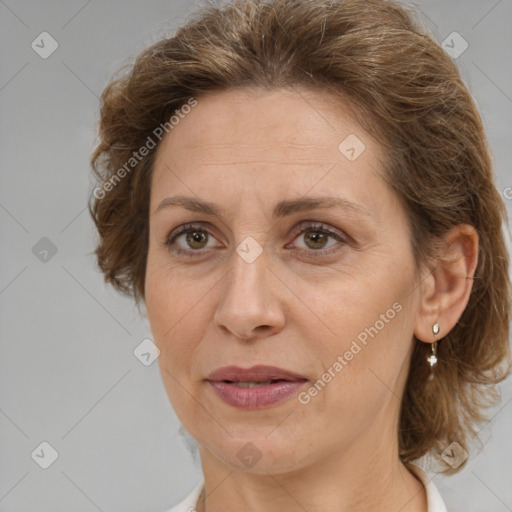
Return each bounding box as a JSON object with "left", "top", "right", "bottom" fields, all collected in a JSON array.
[{"left": 206, "top": 365, "right": 308, "bottom": 409}]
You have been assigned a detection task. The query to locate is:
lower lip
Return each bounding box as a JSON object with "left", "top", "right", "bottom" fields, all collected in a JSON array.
[{"left": 208, "top": 380, "right": 307, "bottom": 409}]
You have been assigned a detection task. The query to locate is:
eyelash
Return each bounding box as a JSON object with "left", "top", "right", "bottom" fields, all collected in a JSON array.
[{"left": 163, "top": 221, "right": 349, "bottom": 259}]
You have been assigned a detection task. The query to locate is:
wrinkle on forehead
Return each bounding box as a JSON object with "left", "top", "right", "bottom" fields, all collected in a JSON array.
[
  {"left": 154, "top": 85, "right": 381, "bottom": 167},
  {"left": 150, "top": 87, "right": 390, "bottom": 226}
]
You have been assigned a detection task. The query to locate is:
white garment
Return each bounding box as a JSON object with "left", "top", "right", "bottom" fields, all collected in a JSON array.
[{"left": 165, "top": 464, "right": 447, "bottom": 512}]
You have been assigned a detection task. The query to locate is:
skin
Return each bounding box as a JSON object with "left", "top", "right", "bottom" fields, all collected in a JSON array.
[{"left": 144, "top": 87, "right": 478, "bottom": 512}]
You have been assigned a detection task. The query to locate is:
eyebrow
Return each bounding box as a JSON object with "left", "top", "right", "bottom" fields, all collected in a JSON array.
[{"left": 154, "top": 195, "right": 371, "bottom": 219}]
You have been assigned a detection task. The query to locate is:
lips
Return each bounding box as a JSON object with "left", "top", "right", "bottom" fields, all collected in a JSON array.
[
  {"left": 206, "top": 365, "right": 308, "bottom": 409},
  {"left": 206, "top": 365, "right": 307, "bottom": 383}
]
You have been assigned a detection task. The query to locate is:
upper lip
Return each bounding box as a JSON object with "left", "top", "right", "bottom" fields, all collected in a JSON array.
[{"left": 206, "top": 365, "right": 307, "bottom": 382}]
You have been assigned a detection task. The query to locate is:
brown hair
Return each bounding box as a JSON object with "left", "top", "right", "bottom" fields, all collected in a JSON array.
[{"left": 89, "top": 0, "right": 511, "bottom": 472}]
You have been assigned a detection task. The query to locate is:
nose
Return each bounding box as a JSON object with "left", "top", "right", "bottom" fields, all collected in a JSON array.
[{"left": 213, "top": 244, "right": 286, "bottom": 342}]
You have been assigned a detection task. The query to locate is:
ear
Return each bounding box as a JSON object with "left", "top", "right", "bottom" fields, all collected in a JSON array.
[{"left": 414, "top": 224, "right": 479, "bottom": 343}]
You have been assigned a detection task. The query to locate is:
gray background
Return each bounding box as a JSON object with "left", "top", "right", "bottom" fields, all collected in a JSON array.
[{"left": 0, "top": 1, "right": 511, "bottom": 511}]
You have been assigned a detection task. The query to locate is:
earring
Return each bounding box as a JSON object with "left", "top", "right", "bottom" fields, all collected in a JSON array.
[{"left": 427, "top": 322, "right": 439, "bottom": 367}]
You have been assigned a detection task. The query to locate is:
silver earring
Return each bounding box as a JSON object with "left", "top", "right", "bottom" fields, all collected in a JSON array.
[{"left": 427, "top": 322, "right": 439, "bottom": 367}]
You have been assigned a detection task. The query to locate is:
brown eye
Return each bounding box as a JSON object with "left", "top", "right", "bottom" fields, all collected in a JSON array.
[
  {"left": 185, "top": 230, "right": 209, "bottom": 250},
  {"left": 289, "top": 222, "right": 349, "bottom": 257},
  {"left": 164, "top": 223, "right": 220, "bottom": 257},
  {"left": 303, "top": 230, "right": 330, "bottom": 250}
]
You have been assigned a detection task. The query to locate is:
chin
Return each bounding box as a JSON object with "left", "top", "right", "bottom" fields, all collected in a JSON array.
[{"left": 196, "top": 427, "right": 315, "bottom": 475}]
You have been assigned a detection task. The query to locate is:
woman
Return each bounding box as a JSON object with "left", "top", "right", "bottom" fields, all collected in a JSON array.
[{"left": 89, "top": 0, "right": 510, "bottom": 510}]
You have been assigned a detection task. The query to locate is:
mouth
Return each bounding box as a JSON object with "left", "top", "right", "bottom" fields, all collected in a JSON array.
[
  {"left": 206, "top": 364, "right": 308, "bottom": 383},
  {"left": 206, "top": 365, "right": 308, "bottom": 409}
]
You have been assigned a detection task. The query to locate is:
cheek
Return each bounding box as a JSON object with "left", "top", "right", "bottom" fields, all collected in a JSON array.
[
  {"left": 301, "top": 254, "right": 418, "bottom": 386},
  {"left": 145, "top": 261, "right": 217, "bottom": 429},
  {"left": 145, "top": 273, "right": 202, "bottom": 417},
  {"left": 298, "top": 294, "right": 416, "bottom": 441},
  {"left": 145, "top": 247, "right": 191, "bottom": 326},
  {"left": 145, "top": 259, "right": 188, "bottom": 358},
  {"left": 144, "top": 256, "right": 214, "bottom": 375}
]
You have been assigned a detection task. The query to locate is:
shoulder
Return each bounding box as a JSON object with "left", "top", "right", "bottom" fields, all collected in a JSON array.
[
  {"left": 408, "top": 464, "right": 448, "bottom": 512},
  {"left": 164, "top": 480, "right": 204, "bottom": 512}
]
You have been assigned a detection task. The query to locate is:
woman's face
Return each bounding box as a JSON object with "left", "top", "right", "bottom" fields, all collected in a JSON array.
[{"left": 145, "top": 87, "right": 424, "bottom": 474}]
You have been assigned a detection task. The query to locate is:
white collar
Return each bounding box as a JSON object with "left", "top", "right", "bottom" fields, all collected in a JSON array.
[{"left": 409, "top": 463, "right": 448, "bottom": 512}]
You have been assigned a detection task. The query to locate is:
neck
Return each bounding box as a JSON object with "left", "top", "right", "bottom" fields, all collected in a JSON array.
[{"left": 195, "top": 424, "right": 427, "bottom": 512}]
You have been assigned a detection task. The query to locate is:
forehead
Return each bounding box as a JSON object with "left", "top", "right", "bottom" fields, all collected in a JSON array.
[
  {"left": 155, "top": 86, "right": 377, "bottom": 161},
  {"left": 150, "top": 86, "right": 388, "bottom": 212}
]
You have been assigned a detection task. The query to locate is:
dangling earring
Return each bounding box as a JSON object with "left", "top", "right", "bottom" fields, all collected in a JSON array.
[{"left": 427, "top": 322, "right": 439, "bottom": 367}]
